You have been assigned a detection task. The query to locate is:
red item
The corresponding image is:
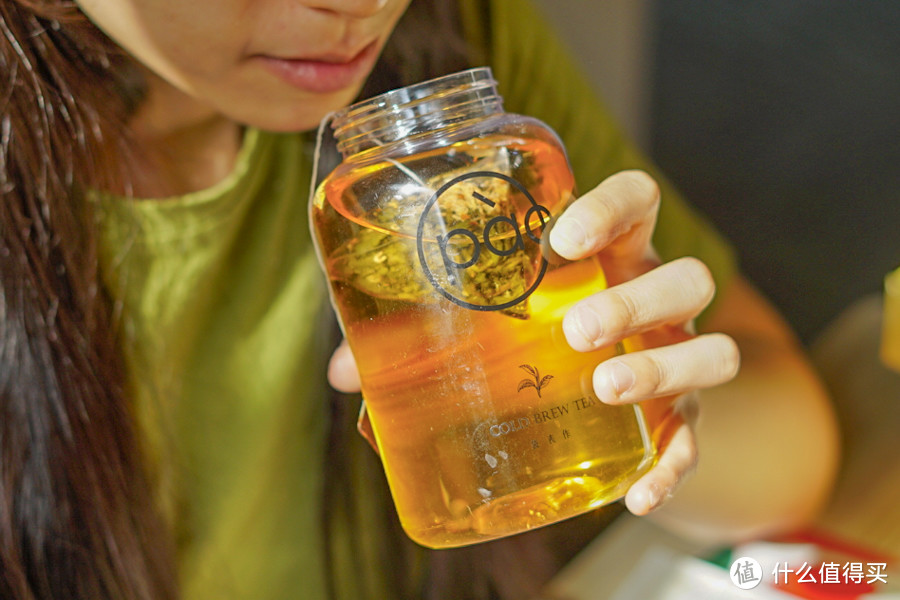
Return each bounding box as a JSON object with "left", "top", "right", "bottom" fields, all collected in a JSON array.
[{"left": 771, "top": 529, "right": 892, "bottom": 600}]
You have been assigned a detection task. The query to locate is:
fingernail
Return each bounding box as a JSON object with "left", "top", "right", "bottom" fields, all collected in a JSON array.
[
  {"left": 549, "top": 217, "right": 587, "bottom": 258},
  {"left": 594, "top": 360, "right": 635, "bottom": 404},
  {"left": 609, "top": 361, "right": 635, "bottom": 395},
  {"left": 566, "top": 304, "right": 603, "bottom": 348}
]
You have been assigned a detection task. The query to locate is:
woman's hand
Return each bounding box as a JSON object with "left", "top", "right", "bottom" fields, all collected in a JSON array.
[
  {"left": 328, "top": 339, "right": 362, "bottom": 393},
  {"left": 548, "top": 170, "right": 740, "bottom": 515},
  {"left": 328, "top": 169, "right": 741, "bottom": 516}
]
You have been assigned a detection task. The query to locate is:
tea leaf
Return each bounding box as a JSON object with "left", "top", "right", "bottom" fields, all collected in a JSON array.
[
  {"left": 331, "top": 147, "right": 542, "bottom": 318},
  {"left": 519, "top": 364, "right": 538, "bottom": 378}
]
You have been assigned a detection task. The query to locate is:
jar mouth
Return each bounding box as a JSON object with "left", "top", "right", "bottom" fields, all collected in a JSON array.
[{"left": 331, "top": 67, "right": 503, "bottom": 156}]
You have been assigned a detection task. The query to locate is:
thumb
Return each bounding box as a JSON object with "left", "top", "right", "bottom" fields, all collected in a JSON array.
[{"left": 328, "top": 339, "right": 362, "bottom": 393}]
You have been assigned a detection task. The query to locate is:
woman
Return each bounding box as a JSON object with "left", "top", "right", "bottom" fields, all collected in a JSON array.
[{"left": 0, "top": 0, "right": 838, "bottom": 598}]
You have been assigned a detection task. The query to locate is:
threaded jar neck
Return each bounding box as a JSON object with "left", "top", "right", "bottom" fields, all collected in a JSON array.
[{"left": 331, "top": 67, "right": 504, "bottom": 158}]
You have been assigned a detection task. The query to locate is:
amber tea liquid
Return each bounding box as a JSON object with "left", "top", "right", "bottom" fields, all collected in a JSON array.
[{"left": 312, "top": 135, "right": 656, "bottom": 548}]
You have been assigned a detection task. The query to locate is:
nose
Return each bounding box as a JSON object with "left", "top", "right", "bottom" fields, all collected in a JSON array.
[{"left": 302, "top": 0, "right": 389, "bottom": 19}]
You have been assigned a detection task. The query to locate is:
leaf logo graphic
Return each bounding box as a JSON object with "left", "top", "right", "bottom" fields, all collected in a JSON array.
[{"left": 517, "top": 364, "right": 554, "bottom": 398}]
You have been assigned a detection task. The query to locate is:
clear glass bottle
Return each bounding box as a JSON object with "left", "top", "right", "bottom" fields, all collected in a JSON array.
[{"left": 310, "top": 67, "right": 656, "bottom": 548}]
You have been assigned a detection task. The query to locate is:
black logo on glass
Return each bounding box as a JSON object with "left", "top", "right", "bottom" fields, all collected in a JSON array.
[
  {"left": 517, "top": 364, "right": 553, "bottom": 398},
  {"left": 416, "top": 171, "right": 551, "bottom": 311}
]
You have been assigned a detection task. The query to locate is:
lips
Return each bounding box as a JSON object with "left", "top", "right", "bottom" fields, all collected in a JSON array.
[{"left": 254, "top": 41, "right": 379, "bottom": 94}]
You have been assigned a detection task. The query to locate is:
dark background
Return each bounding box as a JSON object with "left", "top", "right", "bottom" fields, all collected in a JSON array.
[{"left": 648, "top": 1, "right": 900, "bottom": 343}]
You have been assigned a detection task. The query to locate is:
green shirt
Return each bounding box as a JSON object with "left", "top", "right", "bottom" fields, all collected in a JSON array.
[
  {"left": 96, "top": 1, "right": 736, "bottom": 598},
  {"left": 97, "top": 129, "right": 334, "bottom": 598}
]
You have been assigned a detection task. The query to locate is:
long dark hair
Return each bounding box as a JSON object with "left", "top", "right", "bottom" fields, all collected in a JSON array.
[{"left": 0, "top": 1, "right": 175, "bottom": 599}]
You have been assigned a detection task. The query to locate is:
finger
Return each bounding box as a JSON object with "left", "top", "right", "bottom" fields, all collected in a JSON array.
[
  {"left": 625, "top": 418, "right": 698, "bottom": 515},
  {"left": 548, "top": 170, "right": 660, "bottom": 261},
  {"left": 563, "top": 257, "right": 715, "bottom": 352},
  {"left": 327, "top": 339, "right": 362, "bottom": 393},
  {"left": 592, "top": 333, "right": 740, "bottom": 405}
]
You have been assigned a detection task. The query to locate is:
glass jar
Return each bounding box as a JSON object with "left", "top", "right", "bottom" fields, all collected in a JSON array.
[{"left": 310, "top": 67, "right": 656, "bottom": 548}]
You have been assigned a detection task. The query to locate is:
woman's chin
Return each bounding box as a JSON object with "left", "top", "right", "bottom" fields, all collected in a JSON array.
[{"left": 231, "top": 88, "right": 364, "bottom": 134}]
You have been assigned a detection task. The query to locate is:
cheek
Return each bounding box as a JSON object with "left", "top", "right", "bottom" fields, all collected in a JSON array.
[
  {"left": 77, "top": 0, "right": 244, "bottom": 90},
  {"left": 136, "top": 31, "right": 244, "bottom": 93}
]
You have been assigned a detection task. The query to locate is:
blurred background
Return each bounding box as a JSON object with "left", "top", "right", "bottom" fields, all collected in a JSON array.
[
  {"left": 532, "top": 0, "right": 900, "bottom": 574},
  {"left": 533, "top": 0, "right": 900, "bottom": 344}
]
